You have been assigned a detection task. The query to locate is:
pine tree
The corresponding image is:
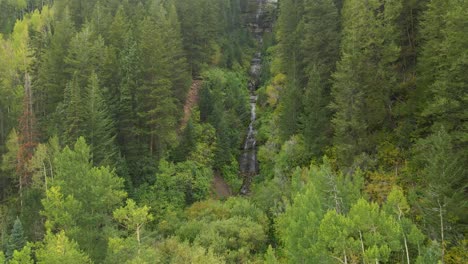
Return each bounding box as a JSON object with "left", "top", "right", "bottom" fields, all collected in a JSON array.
[
  {"left": 302, "top": 67, "right": 330, "bottom": 158},
  {"left": 418, "top": 0, "right": 468, "bottom": 146},
  {"left": 5, "top": 217, "right": 26, "bottom": 260},
  {"left": 175, "top": 0, "right": 222, "bottom": 76},
  {"left": 276, "top": 0, "right": 305, "bottom": 141},
  {"left": 117, "top": 33, "right": 140, "bottom": 161},
  {"left": 413, "top": 128, "right": 466, "bottom": 261},
  {"left": 84, "top": 73, "right": 117, "bottom": 165},
  {"left": 264, "top": 245, "right": 279, "bottom": 264},
  {"left": 164, "top": 3, "right": 191, "bottom": 106},
  {"left": 35, "top": 7, "right": 75, "bottom": 118},
  {"left": 300, "top": 0, "right": 340, "bottom": 158},
  {"left": 137, "top": 14, "right": 178, "bottom": 157},
  {"left": 63, "top": 75, "right": 85, "bottom": 145},
  {"left": 391, "top": 0, "right": 428, "bottom": 146},
  {"left": 331, "top": 0, "right": 402, "bottom": 168},
  {"left": 108, "top": 5, "right": 129, "bottom": 50},
  {"left": 64, "top": 25, "right": 106, "bottom": 88}
]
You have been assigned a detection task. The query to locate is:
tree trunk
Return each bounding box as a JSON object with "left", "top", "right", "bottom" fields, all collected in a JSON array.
[
  {"left": 136, "top": 225, "right": 141, "bottom": 246},
  {"left": 404, "top": 235, "right": 410, "bottom": 264},
  {"left": 438, "top": 199, "right": 445, "bottom": 263}
]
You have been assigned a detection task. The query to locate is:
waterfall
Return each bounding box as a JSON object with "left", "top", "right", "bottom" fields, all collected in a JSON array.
[{"left": 239, "top": 0, "right": 266, "bottom": 195}]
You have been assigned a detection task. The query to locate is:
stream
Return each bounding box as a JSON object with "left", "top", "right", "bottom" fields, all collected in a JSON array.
[{"left": 239, "top": 0, "right": 266, "bottom": 195}]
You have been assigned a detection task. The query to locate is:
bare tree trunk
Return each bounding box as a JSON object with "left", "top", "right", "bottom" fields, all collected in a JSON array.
[
  {"left": 359, "top": 230, "right": 366, "bottom": 264},
  {"left": 404, "top": 235, "right": 410, "bottom": 264},
  {"left": 136, "top": 226, "right": 141, "bottom": 246},
  {"left": 438, "top": 199, "right": 445, "bottom": 263},
  {"left": 136, "top": 225, "right": 141, "bottom": 254},
  {"left": 398, "top": 205, "right": 410, "bottom": 264}
]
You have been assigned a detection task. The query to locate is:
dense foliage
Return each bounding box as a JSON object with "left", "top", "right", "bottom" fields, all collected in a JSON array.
[{"left": 0, "top": 0, "right": 466, "bottom": 263}]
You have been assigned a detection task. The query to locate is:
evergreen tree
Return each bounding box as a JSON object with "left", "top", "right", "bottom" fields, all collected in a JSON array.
[
  {"left": 264, "top": 245, "right": 279, "bottom": 264},
  {"left": 276, "top": 0, "right": 304, "bottom": 140},
  {"left": 390, "top": 0, "right": 428, "bottom": 147},
  {"left": 5, "top": 218, "right": 26, "bottom": 260},
  {"left": 63, "top": 75, "right": 85, "bottom": 145},
  {"left": 300, "top": 0, "right": 340, "bottom": 158},
  {"left": 117, "top": 33, "right": 140, "bottom": 161},
  {"left": 413, "top": 128, "right": 466, "bottom": 261},
  {"left": 171, "top": 119, "right": 196, "bottom": 163},
  {"left": 35, "top": 7, "right": 75, "bottom": 119},
  {"left": 137, "top": 14, "right": 179, "bottom": 157},
  {"left": 175, "top": 0, "right": 222, "bottom": 76},
  {"left": 331, "top": 0, "right": 402, "bottom": 168},
  {"left": 84, "top": 73, "right": 117, "bottom": 165},
  {"left": 64, "top": 25, "right": 106, "bottom": 88},
  {"left": 418, "top": 0, "right": 468, "bottom": 146},
  {"left": 108, "top": 5, "right": 129, "bottom": 50},
  {"left": 162, "top": 3, "right": 191, "bottom": 106}
]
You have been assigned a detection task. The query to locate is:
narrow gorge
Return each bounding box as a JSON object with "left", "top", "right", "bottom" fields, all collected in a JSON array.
[{"left": 239, "top": 0, "right": 272, "bottom": 194}]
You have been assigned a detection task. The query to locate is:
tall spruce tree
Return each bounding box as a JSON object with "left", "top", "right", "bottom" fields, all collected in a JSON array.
[
  {"left": 331, "top": 0, "right": 402, "bottom": 168},
  {"left": 64, "top": 25, "right": 106, "bottom": 88},
  {"left": 300, "top": 0, "right": 340, "bottom": 158},
  {"left": 5, "top": 218, "right": 25, "bottom": 260},
  {"left": 137, "top": 6, "right": 184, "bottom": 157},
  {"left": 35, "top": 7, "right": 75, "bottom": 119},
  {"left": 418, "top": 0, "right": 468, "bottom": 147},
  {"left": 117, "top": 33, "right": 140, "bottom": 161},
  {"left": 63, "top": 75, "right": 85, "bottom": 145},
  {"left": 276, "top": 0, "right": 305, "bottom": 141},
  {"left": 84, "top": 73, "right": 117, "bottom": 166},
  {"left": 413, "top": 128, "right": 466, "bottom": 261}
]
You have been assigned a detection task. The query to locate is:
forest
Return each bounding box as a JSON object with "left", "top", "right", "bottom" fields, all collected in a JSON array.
[{"left": 0, "top": 0, "right": 466, "bottom": 263}]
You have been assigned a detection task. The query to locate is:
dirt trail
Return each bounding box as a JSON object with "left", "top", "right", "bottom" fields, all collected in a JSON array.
[
  {"left": 212, "top": 173, "right": 232, "bottom": 199},
  {"left": 180, "top": 80, "right": 202, "bottom": 130}
]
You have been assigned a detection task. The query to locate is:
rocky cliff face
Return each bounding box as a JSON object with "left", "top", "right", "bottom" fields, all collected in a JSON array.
[{"left": 242, "top": 0, "right": 277, "bottom": 33}]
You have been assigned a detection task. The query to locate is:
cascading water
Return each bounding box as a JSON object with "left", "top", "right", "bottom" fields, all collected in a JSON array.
[{"left": 240, "top": 0, "right": 266, "bottom": 195}]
